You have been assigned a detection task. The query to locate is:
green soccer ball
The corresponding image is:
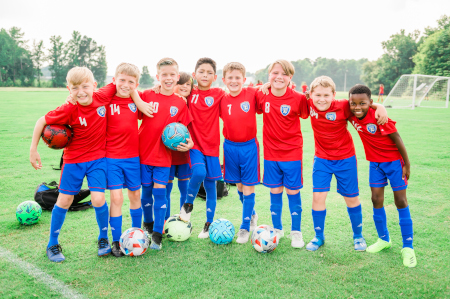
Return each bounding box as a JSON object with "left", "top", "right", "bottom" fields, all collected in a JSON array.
[
  {"left": 16, "top": 201, "right": 42, "bottom": 225},
  {"left": 164, "top": 214, "right": 193, "bottom": 241}
]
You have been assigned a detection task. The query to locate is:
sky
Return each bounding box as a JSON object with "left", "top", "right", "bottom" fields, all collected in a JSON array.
[{"left": 1, "top": 0, "right": 449, "bottom": 76}]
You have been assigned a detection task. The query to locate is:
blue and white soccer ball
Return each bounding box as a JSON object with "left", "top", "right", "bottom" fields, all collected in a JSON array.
[
  {"left": 251, "top": 225, "right": 279, "bottom": 253},
  {"left": 161, "top": 122, "right": 190, "bottom": 151},
  {"left": 119, "top": 228, "right": 150, "bottom": 256},
  {"left": 209, "top": 219, "right": 235, "bottom": 245}
]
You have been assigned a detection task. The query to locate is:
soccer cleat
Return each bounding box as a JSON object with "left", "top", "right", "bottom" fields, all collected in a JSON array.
[
  {"left": 236, "top": 229, "right": 250, "bottom": 244},
  {"left": 306, "top": 237, "right": 325, "bottom": 251},
  {"left": 97, "top": 238, "right": 111, "bottom": 256},
  {"left": 143, "top": 221, "right": 154, "bottom": 237},
  {"left": 289, "top": 231, "right": 305, "bottom": 248},
  {"left": 150, "top": 232, "right": 162, "bottom": 250},
  {"left": 111, "top": 241, "right": 124, "bottom": 257},
  {"left": 273, "top": 228, "right": 284, "bottom": 240},
  {"left": 198, "top": 222, "right": 211, "bottom": 239},
  {"left": 46, "top": 244, "right": 65, "bottom": 263},
  {"left": 250, "top": 213, "right": 259, "bottom": 232},
  {"left": 179, "top": 203, "right": 193, "bottom": 222},
  {"left": 366, "top": 238, "right": 392, "bottom": 253},
  {"left": 401, "top": 248, "right": 417, "bottom": 268},
  {"left": 354, "top": 237, "right": 367, "bottom": 251}
]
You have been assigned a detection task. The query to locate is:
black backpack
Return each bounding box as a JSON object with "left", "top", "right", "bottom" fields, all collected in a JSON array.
[
  {"left": 34, "top": 181, "right": 92, "bottom": 211},
  {"left": 197, "top": 180, "right": 229, "bottom": 200}
]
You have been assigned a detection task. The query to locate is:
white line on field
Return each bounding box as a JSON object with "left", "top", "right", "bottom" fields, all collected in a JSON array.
[{"left": 0, "top": 246, "right": 86, "bottom": 299}]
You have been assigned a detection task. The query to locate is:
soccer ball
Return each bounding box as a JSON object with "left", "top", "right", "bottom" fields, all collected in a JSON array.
[
  {"left": 209, "top": 219, "right": 235, "bottom": 245},
  {"left": 16, "top": 201, "right": 42, "bottom": 225},
  {"left": 251, "top": 225, "right": 279, "bottom": 253},
  {"left": 161, "top": 122, "right": 190, "bottom": 151},
  {"left": 119, "top": 228, "right": 150, "bottom": 256},
  {"left": 164, "top": 214, "right": 193, "bottom": 241},
  {"left": 41, "top": 124, "right": 73, "bottom": 149}
]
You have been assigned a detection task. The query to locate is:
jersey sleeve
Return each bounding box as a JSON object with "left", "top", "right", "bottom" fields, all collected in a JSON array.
[
  {"left": 379, "top": 119, "right": 398, "bottom": 135},
  {"left": 44, "top": 103, "right": 74, "bottom": 125},
  {"left": 94, "top": 82, "right": 116, "bottom": 105},
  {"left": 255, "top": 91, "right": 264, "bottom": 114},
  {"left": 296, "top": 92, "right": 309, "bottom": 119},
  {"left": 337, "top": 99, "right": 352, "bottom": 119}
]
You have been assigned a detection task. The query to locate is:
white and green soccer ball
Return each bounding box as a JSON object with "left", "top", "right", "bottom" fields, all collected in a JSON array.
[
  {"left": 164, "top": 214, "right": 193, "bottom": 241},
  {"left": 16, "top": 201, "right": 42, "bottom": 225}
]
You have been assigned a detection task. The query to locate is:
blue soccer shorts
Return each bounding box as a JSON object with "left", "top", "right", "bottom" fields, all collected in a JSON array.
[
  {"left": 106, "top": 156, "right": 141, "bottom": 191},
  {"left": 312, "top": 155, "right": 359, "bottom": 198},
  {"left": 169, "top": 163, "right": 192, "bottom": 180},
  {"left": 59, "top": 157, "right": 107, "bottom": 195},
  {"left": 189, "top": 149, "right": 222, "bottom": 181},
  {"left": 369, "top": 159, "right": 408, "bottom": 191},
  {"left": 140, "top": 164, "right": 171, "bottom": 186},
  {"left": 223, "top": 138, "right": 260, "bottom": 186},
  {"left": 263, "top": 159, "right": 303, "bottom": 190}
]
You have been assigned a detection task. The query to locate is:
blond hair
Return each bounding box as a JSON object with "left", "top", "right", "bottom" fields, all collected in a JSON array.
[
  {"left": 66, "top": 67, "right": 95, "bottom": 86},
  {"left": 115, "top": 62, "right": 140, "bottom": 81},
  {"left": 268, "top": 59, "right": 295, "bottom": 77},
  {"left": 156, "top": 57, "right": 179, "bottom": 73},
  {"left": 310, "top": 76, "right": 336, "bottom": 94},
  {"left": 223, "top": 62, "right": 246, "bottom": 78}
]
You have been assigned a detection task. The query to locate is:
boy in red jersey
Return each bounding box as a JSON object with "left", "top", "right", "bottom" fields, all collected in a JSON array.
[
  {"left": 137, "top": 58, "right": 193, "bottom": 250},
  {"left": 377, "top": 84, "right": 384, "bottom": 103},
  {"left": 349, "top": 84, "right": 416, "bottom": 267},
  {"left": 220, "top": 62, "right": 260, "bottom": 243},
  {"left": 179, "top": 58, "right": 226, "bottom": 239},
  {"left": 304, "top": 76, "right": 388, "bottom": 252},
  {"left": 301, "top": 82, "right": 308, "bottom": 94},
  {"left": 256, "top": 59, "right": 309, "bottom": 248},
  {"left": 29, "top": 67, "right": 152, "bottom": 262}
]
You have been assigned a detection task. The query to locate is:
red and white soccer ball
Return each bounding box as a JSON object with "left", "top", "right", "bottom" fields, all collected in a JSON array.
[
  {"left": 119, "top": 228, "right": 150, "bottom": 256},
  {"left": 251, "top": 225, "right": 279, "bottom": 253}
]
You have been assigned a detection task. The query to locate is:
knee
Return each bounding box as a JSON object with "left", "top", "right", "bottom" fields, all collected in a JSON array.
[
  {"left": 128, "top": 190, "right": 140, "bottom": 201},
  {"left": 192, "top": 166, "right": 206, "bottom": 181},
  {"left": 394, "top": 197, "right": 408, "bottom": 209},
  {"left": 371, "top": 193, "right": 384, "bottom": 207}
]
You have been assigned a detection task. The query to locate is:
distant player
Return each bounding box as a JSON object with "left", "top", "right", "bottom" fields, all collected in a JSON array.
[
  {"left": 291, "top": 81, "right": 296, "bottom": 90},
  {"left": 377, "top": 84, "right": 384, "bottom": 103},
  {"left": 349, "top": 84, "right": 416, "bottom": 268},
  {"left": 301, "top": 82, "right": 308, "bottom": 94},
  {"left": 248, "top": 82, "right": 254, "bottom": 87},
  {"left": 256, "top": 80, "right": 263, "bottom": 86}
]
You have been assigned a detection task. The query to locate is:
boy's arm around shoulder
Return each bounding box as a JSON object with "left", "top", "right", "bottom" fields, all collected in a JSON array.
[
  {"left": 30, "top": 116, "right": 47, "bottom": 170},
  {"left": 95, "top": 82, "right": 117, "bottom": 104},
  {"left": 294, "top": 90, "right": 309, "bottom": 119},
  {"left": 389, "top": 131, "right": 410, "bottom": 180},
  {"left": 370, "top": 103, "right": 388, "bottom": 125},
  {"left": 131, "top": 89, "right": 154, "bottom": 118}
]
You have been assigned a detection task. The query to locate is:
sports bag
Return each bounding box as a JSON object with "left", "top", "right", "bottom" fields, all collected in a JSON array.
[
  {"left": 197, "top": 180, "right": 229, "bottom": 200},
  {"left": 34, "top": 181, "right": 92, "bottom": 211}
]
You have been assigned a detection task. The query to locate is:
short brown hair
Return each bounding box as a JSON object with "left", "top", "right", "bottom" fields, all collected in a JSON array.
[
  {"left": 178, "top": 72, "right": 194, "bottom": 89},
  {"left": 310, "top": 76, "right": 336, "bottom": 94},
  {"left": 156, "top": 57, "right": 179, "bottom": 73},
  {"left": 115, "top": 62, "right": 140, "bottom": 81},
  {"left": 66, "top": 66, "right": 95, "bottom": 86},
  {"left": 222, "top": 62, "right": 246, "bottom": 78},
  {"left": 268, "top": 59, "right": 295, "bottom": 77},
  {"left": 195, "top": 57, "right": 217, "bottom": 74}
]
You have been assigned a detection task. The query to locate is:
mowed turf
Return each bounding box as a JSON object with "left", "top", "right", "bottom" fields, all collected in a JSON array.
[{"left": 0, "top": 89, "right": 449, "bottom": 298}]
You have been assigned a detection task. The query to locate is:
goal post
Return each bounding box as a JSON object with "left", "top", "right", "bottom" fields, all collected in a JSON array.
[{"left": 383, "top": 74, "right": 450, "bottom": 109}]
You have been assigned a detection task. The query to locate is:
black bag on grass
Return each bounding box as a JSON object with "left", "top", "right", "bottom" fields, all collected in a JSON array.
[
  {"left": 34, "top": 181, "right": 92, "bottom": 211},
  {"left": 197, "top": 180, "right": 229, "bottom": 200}
]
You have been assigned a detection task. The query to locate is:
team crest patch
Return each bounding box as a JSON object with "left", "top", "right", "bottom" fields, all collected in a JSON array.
[
  {"left": 366, "top": 123, "right": 377, "bottom": 134},
  {"left": 240, "top": 101, "right": 250, "bottom": 113},
  {"left": 170, "top": 106, "right": 179, "bottom": 117},
  {"left": 326, "top": 112, "right": 336, "bottom": 121},
  {"left": 128, "top": 103, "right": 137, "bottom": 113},
  {"left": 205, "top": 96, "right": 214, "bottom": 107},
  {"left": 280, "top": 104, "right": 291, "bottom": 116},
  {"left": 97, "top": 106, "right": 106, "bottom": 117}
]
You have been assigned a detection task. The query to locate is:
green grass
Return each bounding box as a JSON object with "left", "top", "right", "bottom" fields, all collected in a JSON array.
[{"left": 1, "top": 90, "right": 450, "bottom": 298}]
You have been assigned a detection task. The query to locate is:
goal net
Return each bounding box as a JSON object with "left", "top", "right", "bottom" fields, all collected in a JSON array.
[{"left": 383, "top": 74, "right": 450, "bottom": 109}]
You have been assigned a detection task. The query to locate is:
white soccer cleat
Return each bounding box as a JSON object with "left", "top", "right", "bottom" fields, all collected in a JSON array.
[
  {"left": 198, "top": 222, "right": 211, "bottom": 239},
  {"left": 250, "top": 213, "right": 259, "bottom": 232},
  {"left": 179, "top": 203, "right": 193, "bottom": 222},
  {"left": 236, "top": 229, "right": 250, "bottom": 244},
  {"left": 289, "top": 231, "right": 305, "bottom": 248},
  {"left": 273, "top": 228, "right": 284, "bottom": 240}
]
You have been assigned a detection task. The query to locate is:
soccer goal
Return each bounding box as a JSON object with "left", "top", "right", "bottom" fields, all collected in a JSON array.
[{"left": 383, "top": 74, "right": 450, "bottom": 109}]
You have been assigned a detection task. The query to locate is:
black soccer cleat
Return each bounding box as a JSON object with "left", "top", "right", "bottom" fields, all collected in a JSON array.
[
  {"left": 111, "top": 241, "right": 124, "bottom": 257},
  {"left": 150, "top": 231, "right": 162, "bottom": 250},
  {"left": 46, "top": 244, "right": 65, "bottom": 263},
  {"left": 198, "top": 222, "right": 211, "bottom": 239},
  {"left": 97, "top": 238, "right": 111, "bottom": 256},
  {"left": 143, "top": 221, "right": 154, "bottom": 237}
]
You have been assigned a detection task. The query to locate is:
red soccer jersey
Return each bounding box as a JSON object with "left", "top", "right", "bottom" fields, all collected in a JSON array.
[
  {"left": 379, "top": 85, "right": 384, "bottom": 94},
  {"left": 256, "top": 88, "right": 309, "bottom": 161},
  {"left": 308, "top": 99, "right": 355, "bottom": 160},
  {"left": 171, "top": 150, "right": 189, "bottom": 165},
  {"left": 349, "top": 108, "right": 402, "bottom": 162},
  {"left": 187, "top": 87, "right": 225, "bottom": 157},
  {"left": 302, "top": 85, "right": 307, "bottom": 93},
  {"left": 220, "top": 87, "right": 258, "bottom": 143},
  {"left": 45, "top": 83, "right": 116, "bottom": 164},
  {"left": 138, "top": 91, "right": 193, "bottom": 167},
  {"left": 106, "top": 95, "right": 139, "bottom": 159}
]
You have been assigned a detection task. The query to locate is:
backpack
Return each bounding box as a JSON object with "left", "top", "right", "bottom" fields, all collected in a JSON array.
[
  {"left": 197, "top": 180, "right": 229, "bottom": 200},
  {"left": 34, "top": 181, "right": 92, "bottom": 211}
]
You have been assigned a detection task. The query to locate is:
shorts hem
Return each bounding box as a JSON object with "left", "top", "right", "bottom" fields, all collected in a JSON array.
[
  {"left": 370, "top": 182, "right": 388, "bottom": 188},
  {"left": 392, "top": 185, "right": 408, "bottom": 191},
  {"left": 205, "top": 175, "right": 222, "bottom": 181},
  {"left": 89, "top": 186, "right": 105, "bottom": 193},
  {"left": 263, "top": 182, "right": 283, "bottom": 188},
  {"left": 313, "top": 187, "right": 330, "bottom": 192},
  {"left": 242, "top": 181, "right": 261, "bottom": 186},
  {"left": 338, "top": 191, "right": 359, "bottom": 198},
  {"left": 284, "top": 184, "right": 303, "bottom": 190},
  {"left": 58, "top": 188, "right": 79, "bottom": 195}
]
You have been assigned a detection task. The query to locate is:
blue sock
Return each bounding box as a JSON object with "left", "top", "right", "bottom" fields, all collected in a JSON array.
[
  {"left": 130, "top": 208, "right": 142, "bottom": 228},
  {"left": 141, "top": 185, "right": 153, "bottom": 223},
  {"left": 94, "top": 202, "right": 109, "bottom": 240},
  {"left": 398, "top": 206, "right": 414, "bottom": 249},
  {"left": 373, "top": 207, "right": 390, "bottom": 242},
  {"left": 178, "top": 180, "right": 189, "bottom": 208},
  {"left": 47, "top": 205, "right": 67, "bottom": 248},
  {"left": 204, "top": 179, "right": 217, "bottom": 223},
  {"left": 165, "top": 182, "right": 173, "bottom": 220},
  {"left": 185, "top": 166, "right": 206, "bottom": 205},
  {"left": 270, "top": 192, "right": 283, "bottom": 230},
  {"left": 152, "top": 188, "right": 167, "bottom": 234},
  {"left": 312, "top": 209, "right": 326, "bottom": 240},
  {"left": 287, "top": 193, "right": 302, "bottom": 232},
  {"left": 109, "top": 216, "right": 122, "bottom": 242},
  {"left": 241, "top": 193, "right": 255, "bottom": 231},
  {"left": 239, "top": 190, "right": 255, "bottom": 215},
  {"left": 347, "top": 204, "right": 363, "bottom": 239}
]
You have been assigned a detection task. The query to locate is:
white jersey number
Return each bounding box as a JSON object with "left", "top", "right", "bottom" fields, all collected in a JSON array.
[
  {"left": 228, "top": 104, "right": 232, "bottom": 115},
  {"left": 110, "top": 104, "right": 120, "bottom": 115},
  {"left": 310, "top": 108, "right": 318, "bottom": 119},
  {"left": 265, "top": 102, "right": 270, "bottom": 113},
  {"left": 148, "top": 102, "right": 159, "bottom": 113},
  {"left": 191, "top": 94, "right": 199, "bottom": 104}
]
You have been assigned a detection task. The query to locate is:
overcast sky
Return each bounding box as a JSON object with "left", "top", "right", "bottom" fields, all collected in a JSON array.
[{"left": 1, "top": 0, "right": 449, "bottom": 76}]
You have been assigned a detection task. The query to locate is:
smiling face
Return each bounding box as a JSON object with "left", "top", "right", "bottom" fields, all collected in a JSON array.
[
  {"left": 174, "top": 81, "right": 192, "bottom": 98},
  {"left": 349, "top": 93, "right": 372, "bottom": 119},
  {"left": 268, "top": 63, "right": 292, "bottom": 91},
  {"left": 311, "top": 85, "right": 335, "bottom": 111},
  {"left": 193, "top": 63, "right": 216, "bottom": 89},
  {"left": 222, "top": 69, "right": 246, "bottom": 95},
  {"left": 113, "top": 73, "right": 139, "bottom": 98},
  {"left": 156, "top": 65, "right": 180, "bottom": 93},
  {"left": 67, "top": 80, "right": 97, "bottom": 106}
]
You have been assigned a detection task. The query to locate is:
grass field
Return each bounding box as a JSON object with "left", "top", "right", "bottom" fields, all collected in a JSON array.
[{"left": 0, "top": 89, "right": 449, "bottom": 298}]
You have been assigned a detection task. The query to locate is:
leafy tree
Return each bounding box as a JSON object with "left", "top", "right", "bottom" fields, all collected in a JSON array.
[
  {"left": 31, "top": 40, "right": 46, "bottom": 87},
  {"left": 92, "top": 45, "right": 107, "bottom": 86},
  {"left": 47, "top": 35, "right": 68, "bottom": 87},
  {"left": 0, "top": 29, "right": 15, "bottom": 84},
  {"left": 413, "top": 27, "right": 450, "bottom": 77},
  {"left": 140, "top": 66, "right": 153, "bottom": 87}
]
